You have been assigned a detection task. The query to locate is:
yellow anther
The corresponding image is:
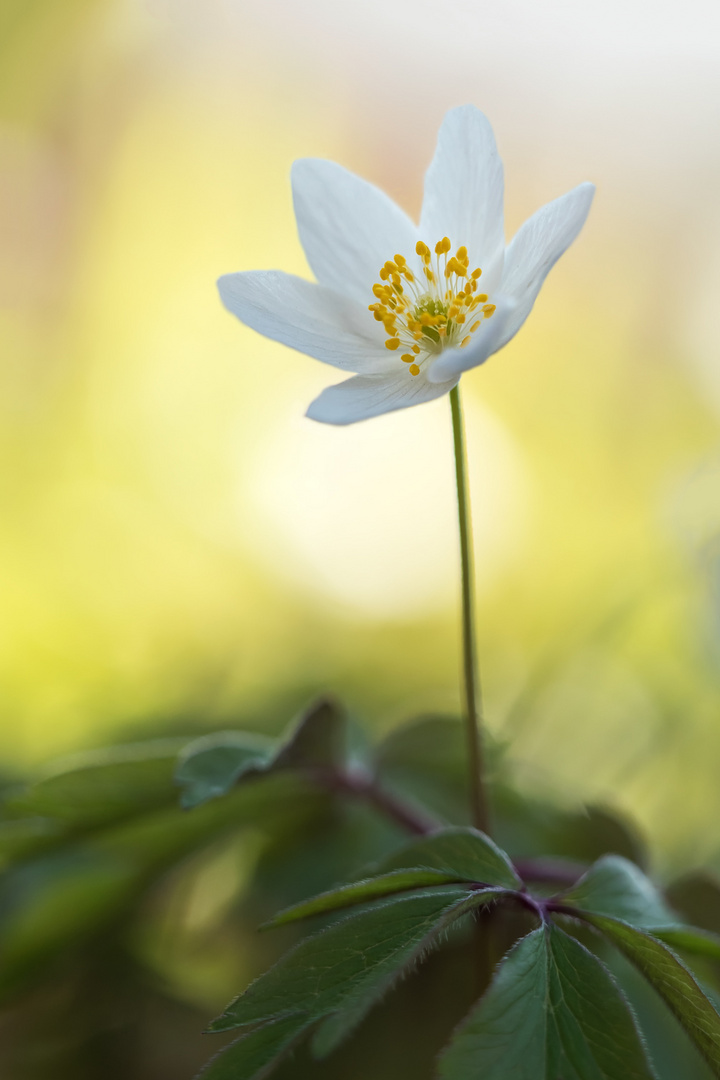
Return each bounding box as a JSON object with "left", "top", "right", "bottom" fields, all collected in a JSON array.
[
  {"left": 371, "top": 242, "right": 493, "bottom": 370},
  {"left": 445, "top": 257, "right": 467, "bottom": 278}
]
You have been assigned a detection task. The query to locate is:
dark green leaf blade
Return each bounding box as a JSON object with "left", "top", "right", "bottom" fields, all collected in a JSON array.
[
  {"left": 175, "top": 699, "right": 344, "bottom": 810},
  {"left": 562, "top": 855, "right": 679, "bottom": 928},
  {"left": 374, "top": 826, "right": 520, "bottom": 889},
  {"left": 582, "top": 913, "right": 720, "bottom": 1075},
  {"left": 209, "top": 887, "right": 489, "bottom": 1035},
  {"left": 196, "top": 1014, "right": 312, "bottom": 1080},
  {"left": 175, "top": 732, "right": 274, "bottom": 809},
  {"left": 309, "top": 888, "right": 502, "bottom": 1059},
  {"left": 271, "top": 697, "right": 345, "bottom": 772},
  {"left": 439, "top": 923, "right": 656, "bottom": 1080},
  {"left": 262, "top": 869, "right": 463, "bottom": 928}
]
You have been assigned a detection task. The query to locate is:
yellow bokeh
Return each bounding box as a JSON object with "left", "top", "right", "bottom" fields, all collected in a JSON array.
[{"left": 1, "top": 0, "right": 720, "bottom": 872}]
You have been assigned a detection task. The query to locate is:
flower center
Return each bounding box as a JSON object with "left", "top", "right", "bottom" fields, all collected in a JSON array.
[{"left": 368, "top": 237, "right": 496, "bottom": 376}]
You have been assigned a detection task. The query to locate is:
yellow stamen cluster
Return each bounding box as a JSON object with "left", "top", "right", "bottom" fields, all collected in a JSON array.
[{"left": 368, "top": 238, "right": 496, "bottom": 377}]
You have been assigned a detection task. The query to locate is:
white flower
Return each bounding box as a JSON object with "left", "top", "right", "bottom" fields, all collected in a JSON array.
[{"left": 218, "top": 106, "right": 594, "bottom": 426}]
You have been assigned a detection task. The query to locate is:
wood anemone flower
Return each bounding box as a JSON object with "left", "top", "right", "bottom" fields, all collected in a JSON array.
[{"left": 218, "top": 105, "right": 595, "bottom": 425}]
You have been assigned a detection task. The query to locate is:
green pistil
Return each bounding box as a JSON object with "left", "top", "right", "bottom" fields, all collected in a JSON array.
[{"left": 414, "top": 298, "right": 448, "bottom": 320}]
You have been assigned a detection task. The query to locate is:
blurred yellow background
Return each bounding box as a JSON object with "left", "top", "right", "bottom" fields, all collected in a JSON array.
[{"left": 2, "top": 0, "right": 720, "bottom": 870}]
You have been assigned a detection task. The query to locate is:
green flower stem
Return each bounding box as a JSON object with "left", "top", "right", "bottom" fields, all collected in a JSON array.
[{"left": 449, "top": 385, "right": 490, "bottom": 835}]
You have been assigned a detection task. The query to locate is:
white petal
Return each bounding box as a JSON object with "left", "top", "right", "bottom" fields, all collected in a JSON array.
[
  {"left": 217, "top": 270, "right": 394, "bottom": 374},
  {"left": 426, "top": 295, "right": 517, "bottom": 383},
  {"left": 306, "top": 370, "right": 458, "bottom": 426},
  {"left": 419, "top": 106, "right": 505, "bottom": 279},
  {"left": 496, "top": 182, "right": 595, "bottom": 349},
  {"left": 292, "top": 159, "right": 418, "bottom": 307}
]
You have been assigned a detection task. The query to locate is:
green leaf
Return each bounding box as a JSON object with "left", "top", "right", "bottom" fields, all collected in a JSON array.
[
  {"left": 209, "top": 887, "right": 492, "bottom": 1040},
  {"left": 373, "top": 716, "right": 471, "bottom": 822},
  {"left": 580, "top": 913, "right": 720, "bottom": 1075},
  {"left": 0, "top": 772, "right": 325, "bottom": 997},
  {"left": 374, "top": 826, "right": 521, "bottom": 889},
  {"left": 262, "top": 869, "right": 464, "bottom": 928},
  {"left": 309, "top": 887, "right": 502, "bottom": 1059},
  {"left": 666, "top": 873, "right": 720, "bottom": 936},
  {"left": 9, "top": 738, "right": 189, "bottom": 826},
  {"left": 653, "top": 927, "right": 720, "bottom": 963},
  {"left": 175, "top": 699, "right": 345, "bottom": 810},
  {"left": 196, "top": 1014, "right": 312, "bottom": 1080},
  {"left": 548, "top": 804, "right": 647, "bottom": 869},
  {"left": 175, "top": 732, "right": 274, "bottom": 809},
  {"left": 271, "top": 697, "right": 345, "bottom": 772},
  {"left": 439, "top": 923, "right": 657, "bottom": 1079},
  {"left": 562, "top": 855, "right": 679, "bottom": 929},
  {"left": 0, "top": 849, "right": 139, "bottom": 990},
  {"left": 0, "top": 817, "right": 64, "bottom": 867}
]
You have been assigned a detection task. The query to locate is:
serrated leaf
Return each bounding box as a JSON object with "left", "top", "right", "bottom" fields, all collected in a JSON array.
[
  {"left": 439, "top": 923, "right": 657, "bottom": 1079},
  {"left": 209, "top": 887, "right": 492, "bottom": 1038},
  {"left": 175, "top": 732, "right": 274, "bottom": 809},
  {"left": 580, "top": 913, "right": 720, "bottom": 1076},
  {"left": 610, "top": 949, "right": 716, "bottom": 1080},
  {"left": 196, "top": 1014, "right": 312, "bottom": 1080},
  {"left": 309, "top": 887, "right": 502, "bottom": 1059},
  {"left": 263, "top": 869, "right": 462, "bottom": 928},
  {"left": 562, "top": 855, "right": 679, "bottom": 928},
  {"left": 374, "top": 826, "right": 520, "bottom": 889},
  {"left": 271, "top": 698, "right": 345, "bottom": 772}
]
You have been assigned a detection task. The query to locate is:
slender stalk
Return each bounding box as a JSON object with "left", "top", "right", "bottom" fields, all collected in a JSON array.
[{"left": 449, "top": 385, "right": 490, "bottom": 835}]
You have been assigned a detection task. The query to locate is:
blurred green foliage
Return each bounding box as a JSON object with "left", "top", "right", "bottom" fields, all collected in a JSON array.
[{"left": 0, "top": 697, "right": 718, "bottom": 1079}]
